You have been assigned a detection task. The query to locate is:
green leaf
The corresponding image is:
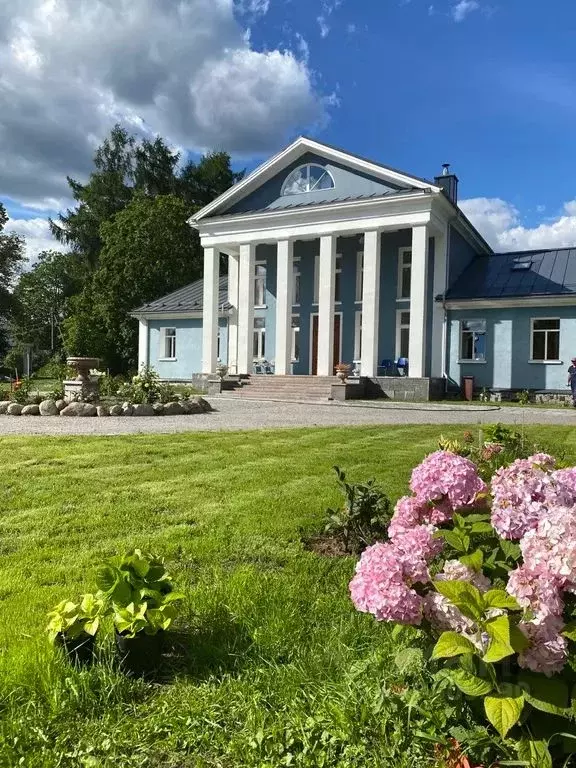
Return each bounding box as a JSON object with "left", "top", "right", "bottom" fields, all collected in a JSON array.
[
  {"left": 484, "top": 685, "right": 524, "bottom": 737},
  {"left": 563, "top": 621, "right": 576, "bottom": 642},
  {"left": 441, "top": 530, "right": 470, "bottom": 553},
  {"left": 432, "top": 631, "right": 477, "bottom": 660},
  {"left": 484, "top": 589, "right": 521, "bottom": 611},
  {"left": 83, "top": 618, "right": 99, "bottom": 636},
  {"left": 110, "top": 578, "right": 133, "bottom": 606},
  {"left": 434, "top": 580, "right": 484, "bottom": 621},
  {"left": 470, "top": 522, "right": 494, "bottom": 534},
  {"left": 460, "top": 549, "right": 484, "bottom": 571},
  {"left": 483, "top": 615, "right": 516, "bottom": 662},
  {"left": 517, "top": 738, "right": 553, "bottom": 768},
  {"left": 450, "top": 668, "right": 493, "bottom": 697},
  {"left": 95, "top": 564, "right": 118, "bottom": 593},
  {"left": 394, "top": 647, "right": 425, "bottom": 676},
  {"left": 518, "top": 671, "right": 569, "bottom": 715},
  {"left": 500, "top": 540, "right": 522, "bottom": 562},
  {"left": 162, "top": 591, "right": 185, "bottom": 603}
]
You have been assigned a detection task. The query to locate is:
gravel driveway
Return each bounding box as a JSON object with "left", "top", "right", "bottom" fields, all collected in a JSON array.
[{"left": 1, "top": 397, "right": 575, "bottom": 436}]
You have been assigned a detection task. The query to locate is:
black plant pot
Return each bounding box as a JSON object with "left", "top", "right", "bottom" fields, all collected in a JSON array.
[
  {"left": 56, "top": 632, "right": 95, "bottom": 666},
  {"left": 115, "top": 630, "right": 164, "bottom": 677}
]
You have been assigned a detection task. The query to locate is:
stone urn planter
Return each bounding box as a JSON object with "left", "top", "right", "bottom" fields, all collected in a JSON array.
[
  {"left": 335, "top": 363, "right": 352, "bottom": 382},
  {"left": 215, "top": 363, "right": 228, "bottom": 380},
  {"left": 64, "top": 357, "right": 100, "bottom": 401}
]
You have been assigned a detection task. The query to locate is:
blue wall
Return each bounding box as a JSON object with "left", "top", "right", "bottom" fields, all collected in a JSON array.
[
  {"left": 447, "top": 306, "right": 576, "bottom": 390},
  {"left": 148, "top": 317, "right": 228, "bottom": 379},
  {"left": 448, "top": 225, "right": 477, "bottom": 286},
  {"left": 226, "top": 152, "right": 401, "bottom": 214}
]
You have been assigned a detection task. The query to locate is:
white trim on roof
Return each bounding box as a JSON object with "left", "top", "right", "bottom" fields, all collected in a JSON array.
[
  {"left": 445, "top": 296, "right": 576, "bottom": 310},
  {"left": 189, "top": 136, "right": 441, "bottom": 224}
]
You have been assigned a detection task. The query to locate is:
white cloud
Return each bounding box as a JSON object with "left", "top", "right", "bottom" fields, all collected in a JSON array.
[
  {"left": 5, "top": 217, "right": 61, "bottom": 264},
  {"left": 0, "top": 0, "right": 331, "bottom": 210},
  {"left": 317, "top": 0, "right": 343, "bottom": 38},
  {"left": 452, "top": 0, "right": 480, "bottom": 22},
  {"left": 460, "top": 198, "right": 576, "bottom": 251}
]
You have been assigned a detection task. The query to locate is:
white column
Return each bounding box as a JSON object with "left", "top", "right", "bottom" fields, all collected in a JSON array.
[
  {"left": 408, "top": 225, "right": 429, "bottom": 378},
  {"left": 227, "top": 253, "right": 239, "bottom": 373},
  {"left": 237, "top": 243, "right": 255, "bottom": 375},
  {"left": 360, "top": 230, "right": 381, "bottom": 377},
  {"left": 138, "top": 319, "right": 149, "bottom": 370},
  {"left": 275, "top": 240, "right": 294, "bottom": 375},
  {"left": 431, "top": 227, "right": 448, "bottom": 378},
  {"left": 317, "top": 234, "right": 336, "bottom": 376},
  {"left": 202, "top": 247, "right": 219, "bottom": 374}
]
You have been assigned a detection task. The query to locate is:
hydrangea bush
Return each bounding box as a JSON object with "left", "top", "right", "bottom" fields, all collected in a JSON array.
[{"left": 350, "top": 448, "right": 576, "bottom": 767}]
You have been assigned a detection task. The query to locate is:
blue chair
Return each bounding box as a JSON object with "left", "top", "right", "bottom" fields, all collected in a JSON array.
[
  {"left": 378, "top": 359, "right": 395, "bottom": 375},
  {"left": 397, "top": 357, "right": 409, "bottom": 376}
]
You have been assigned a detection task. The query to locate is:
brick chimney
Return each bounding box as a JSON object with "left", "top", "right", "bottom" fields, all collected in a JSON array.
[{"left": 434, "top": 163, "right": 459, "bottom": 205}]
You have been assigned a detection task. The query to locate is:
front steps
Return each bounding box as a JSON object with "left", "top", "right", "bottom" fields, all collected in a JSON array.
[{"left": 221, "top": 375, "right": 340, "bottom": 402}]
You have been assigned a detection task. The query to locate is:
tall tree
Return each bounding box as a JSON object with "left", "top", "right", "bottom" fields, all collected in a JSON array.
[{"left": 0, "top": 203, "right": 25, "bottom": 359}]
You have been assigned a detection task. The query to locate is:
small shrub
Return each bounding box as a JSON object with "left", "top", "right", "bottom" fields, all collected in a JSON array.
[
  {"left": 116, "top": 365, "right": 172, "bottom": 404},
  {"left": 99, "top": 373, "right": 125, "bottom": 397},
  {"left": 46, "top": 593, "right": 106, "bottom": 643},
  {"left": 516, "top": 389, "right": 531, "bottom": 406},
  {"left": 324, "top": 466, "right": 391, "bottom": 554},
  {"left": 47, "top": 388, "right": 64, "bottom": 401},
  {"left": 10, "top": 379, "right": 31, "bottom": 404}
]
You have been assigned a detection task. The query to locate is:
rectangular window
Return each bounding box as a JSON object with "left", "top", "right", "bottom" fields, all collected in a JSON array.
[
  {"left": 254, "top": 263, "right": 267, "bottom": 306},
  {"left": 355, "top": 251, "right": 364, "bottom": 302},
  {"left": 396, "top": 311, "right": 410, "bottom": 360},
  {"left": 335, "top": 255, "right": 342, "bottom": 303},
  {"left": 162, "top": 327, "right": 176, "bottom": 359},
  {"left": 354, "top": 311, "right": 362, "bottom": 361},
  {"left": 531, "top": 318, "right": 560, "bottom": 361},
  {"left": 253, "top": 317, "right": 266, "bottom": 360},
  {"left": 398, "top": 248, "right": 412, "bottom": 300},
  {"left": 292, "top": 258, "right": 301, "bottom": 305},
  {"left": 460, "top": 319, "right": 486, "bottom": 361},
  {"left": 291, "top": 315, "right": 300, "bottom": 362},
  {"left": 313, "top": 253, "right": 319, "bottom": 304}
]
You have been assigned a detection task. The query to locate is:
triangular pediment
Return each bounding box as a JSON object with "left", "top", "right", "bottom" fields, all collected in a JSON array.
[{"left": 190, "top": 137, "right": 440, "bottom": 223}]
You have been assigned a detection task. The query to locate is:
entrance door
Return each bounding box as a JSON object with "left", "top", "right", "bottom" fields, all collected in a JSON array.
[{"left": 311, "top": 314, "right": 341, "bottom": 375}]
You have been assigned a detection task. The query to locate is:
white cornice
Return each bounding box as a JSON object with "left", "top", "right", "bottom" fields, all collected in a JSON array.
[
  {"left": 445, "top": 296, "right": 576, "bottom": 310},
  {"left": 131, "top": 311, "right": 229, "bottom": 320},
  {"left": 189, "top": 137, "right": 441, "bottom": 223}
]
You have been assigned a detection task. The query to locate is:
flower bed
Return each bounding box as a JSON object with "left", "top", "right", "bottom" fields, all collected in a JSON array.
[{"left": 350, "top": 447, "right": 576, "bottom": 767}]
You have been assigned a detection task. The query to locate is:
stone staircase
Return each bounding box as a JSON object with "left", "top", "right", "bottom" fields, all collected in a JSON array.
[{"left": 222, "top": 375, "right": 340, "bottom": 402}]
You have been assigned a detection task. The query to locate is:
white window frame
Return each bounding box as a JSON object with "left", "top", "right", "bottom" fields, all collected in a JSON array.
[
  {"left": 280, "top": 164, "right": 335, "bottom": 196},
  {"left": 254, "top": 262, "right": 267, "bottom": 308},
  {"left": 291, "top": 315, "right": 300, "bottom": 362},
  {"left": 395, "top": 310, "right": 410, "bottom": 360},
  {"left": 354, "top": 310, "right": 362, "bottom": 361},
  {"left": 253, "top": 317, "right": 266, "bottom": 361},
  {"left": 159, "top": 327, "right": 176, "bottom": 360},
  {"left": 335, "top": 254, "right": 342, "bottom": 304},
  {"left": 459, "top": 319, "right": 487, "bottom": 363},
  {"left": 355, "top": 251, "right": 364, "bottom": 303},
  {"left": 530, "top": 317, "right": 561, "bottom": 363},
  {"left": 397, "top": 247, "right": 412, "bottom": 301},
  {"left": 292, "top": 258, "right": 301, "bottom": 306}
]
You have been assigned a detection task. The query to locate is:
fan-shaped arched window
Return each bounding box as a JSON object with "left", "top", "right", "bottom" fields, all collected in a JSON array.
[{"left": 281, "top": 164, "right": 335, "bottom": 196}]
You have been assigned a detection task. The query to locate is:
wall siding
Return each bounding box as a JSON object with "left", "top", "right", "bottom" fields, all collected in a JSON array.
[
  {"left": 447, "top": 306, "right": 576, "bottom": 390},
  {"left": 148, "top": 317, "right": 228, "bottom": 379},
  {"left": 226, "top": 152, "right": 401, "bottom": 214}
]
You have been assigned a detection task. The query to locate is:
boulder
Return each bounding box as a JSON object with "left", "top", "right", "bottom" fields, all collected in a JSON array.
[
  {"left": 122, "top": 403, "right": 134, "bottom": 416},
  {"left": 7, "top": 403, "right": 23, "bottom": 415},
  {"left": 152, "top": 402, "right": 164, "bottom": 416},
  {"left": 190, "top": 396, "right": 212, "bottom": 413},
  {"left": 133, "top": 403, "right": 155, "bottom": 417},
  {"left": 60, "top": 402, "right": 97, "bottom": 417},
  {"left": 109, "top": 404, "right": 123, "bottom": 416},
  {"left": 39, "top": 399, "right": 59, "bottom": 416},
  {"left": 163, "top": 401, "right": 183, "bottom": 415},
  {"left": 97, "top": 404, "right": 110, "bottom": 417},
  {"left": 55, "top": 399, "right": 67, "bottom": 412},
  {"left": 0, "top": 401, "right": 9, "bottom": 414},
  {"left": 21, "top": 404, "right": 41, "bottom": 415}
]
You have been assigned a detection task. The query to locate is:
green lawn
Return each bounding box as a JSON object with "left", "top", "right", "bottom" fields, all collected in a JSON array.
[{"left": 2, "top": 425, "right": 576, "bottom": 767}]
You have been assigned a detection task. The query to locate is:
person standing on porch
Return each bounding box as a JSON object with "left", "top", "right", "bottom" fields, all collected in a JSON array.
[{"left": 568, "top": 358, "right": 576, "bottom": 407}]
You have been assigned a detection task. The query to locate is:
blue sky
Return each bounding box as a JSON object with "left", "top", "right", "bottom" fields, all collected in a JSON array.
[{"left": 2, "top": 0, "right": 576, "bottom": 258}]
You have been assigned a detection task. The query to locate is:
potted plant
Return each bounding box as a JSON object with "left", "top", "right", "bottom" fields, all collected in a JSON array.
[
  {"left": 335, "top": 362, "right": 352, "bottom": 382},
  {"left": 96, "top": 549, "right": 184, "bottom": 676},
  {"left": 46, "top": 592, "right": 105, "bottom": 665}
]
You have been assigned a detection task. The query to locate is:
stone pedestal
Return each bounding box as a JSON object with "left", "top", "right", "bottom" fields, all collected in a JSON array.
[{"left": 63, "top": 378, "right": 100, "bottom": 402}]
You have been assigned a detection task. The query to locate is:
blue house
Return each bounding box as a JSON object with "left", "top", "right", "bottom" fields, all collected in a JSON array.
[{"left": 132, "top": 137, "right": 576, "bottom": 400}]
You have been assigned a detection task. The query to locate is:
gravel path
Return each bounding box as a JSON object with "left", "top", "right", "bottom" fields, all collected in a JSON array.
[{"left": 1, "top": 398, "right": 575, "bottom": 436}]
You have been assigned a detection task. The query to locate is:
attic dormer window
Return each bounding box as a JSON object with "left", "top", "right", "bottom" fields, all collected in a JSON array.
[{"left": 281, "top": 164, "right": 335, "bottom": 196}]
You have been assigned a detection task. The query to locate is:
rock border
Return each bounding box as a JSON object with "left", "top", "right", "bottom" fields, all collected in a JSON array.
[{"left": 0, "top": 396, "right": 213, "bottom": 417}]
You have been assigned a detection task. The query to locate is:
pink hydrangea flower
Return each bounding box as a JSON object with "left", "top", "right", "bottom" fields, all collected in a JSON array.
[
  {"left": 410, "top": 451, "right": 486, "bottom": 510},
  {"left": 422, "top": 591, "right": 474, "bottom": 634},
  {"left": 388, "top": 495, "right": 427, "bottom": 539},
  {"left": 518, "top": 617, "right": 568, "bottom": 677},
  {"left": 552, "top": 467, "right": 576, "bottom": 498},
  {"left": 436, "top": 559, "right": 491, "bottom": 592},
  {"left": 507, "top": 564, "right": 564, "bottom": 622},
  {"left": 521, "top": 505, "right": 576, "bottom": 588}
]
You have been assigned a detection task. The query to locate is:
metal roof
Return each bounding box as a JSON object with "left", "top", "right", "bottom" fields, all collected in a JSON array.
[
  {"left": 446, "top": 248, "right": 576, "bottom": 300},
  {"left": 132, "top": 276, "right": 229, "bottom": 314}
]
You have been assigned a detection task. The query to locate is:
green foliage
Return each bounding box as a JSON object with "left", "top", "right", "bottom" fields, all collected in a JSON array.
[
  {"left": 516, "top": 389, "right": 531, "bottom": 406},
  {"left": 10, "top": 378, "right": 31, "bottom": 404},
  {"left": 98, "top": 372, "right": 125, "bottom": 397},
  {"left": 0, "top": 202, "right": 25, "bottom": 358},
  {"left": 112, "top": 593, "right": 184, "bottom": 638},
  {"left": 46, "top": 593, "right": 106, "bottom": 643},
  {"left": 324, "top": 465, "right": 392, "bottom": 554},
  {"left": 116, "top": 365, "right": 175, "bottom": 404},
  {"left": 484, "top": 684, "right": 524, "bottom": 737}
]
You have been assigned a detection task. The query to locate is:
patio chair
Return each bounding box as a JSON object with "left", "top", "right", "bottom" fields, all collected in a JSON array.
[
  {"left": 378, "top": 359, "right": 395, "bottom": 375},
  {"left": 396, "top": 357, "right": 409, "bottom": 376}
]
